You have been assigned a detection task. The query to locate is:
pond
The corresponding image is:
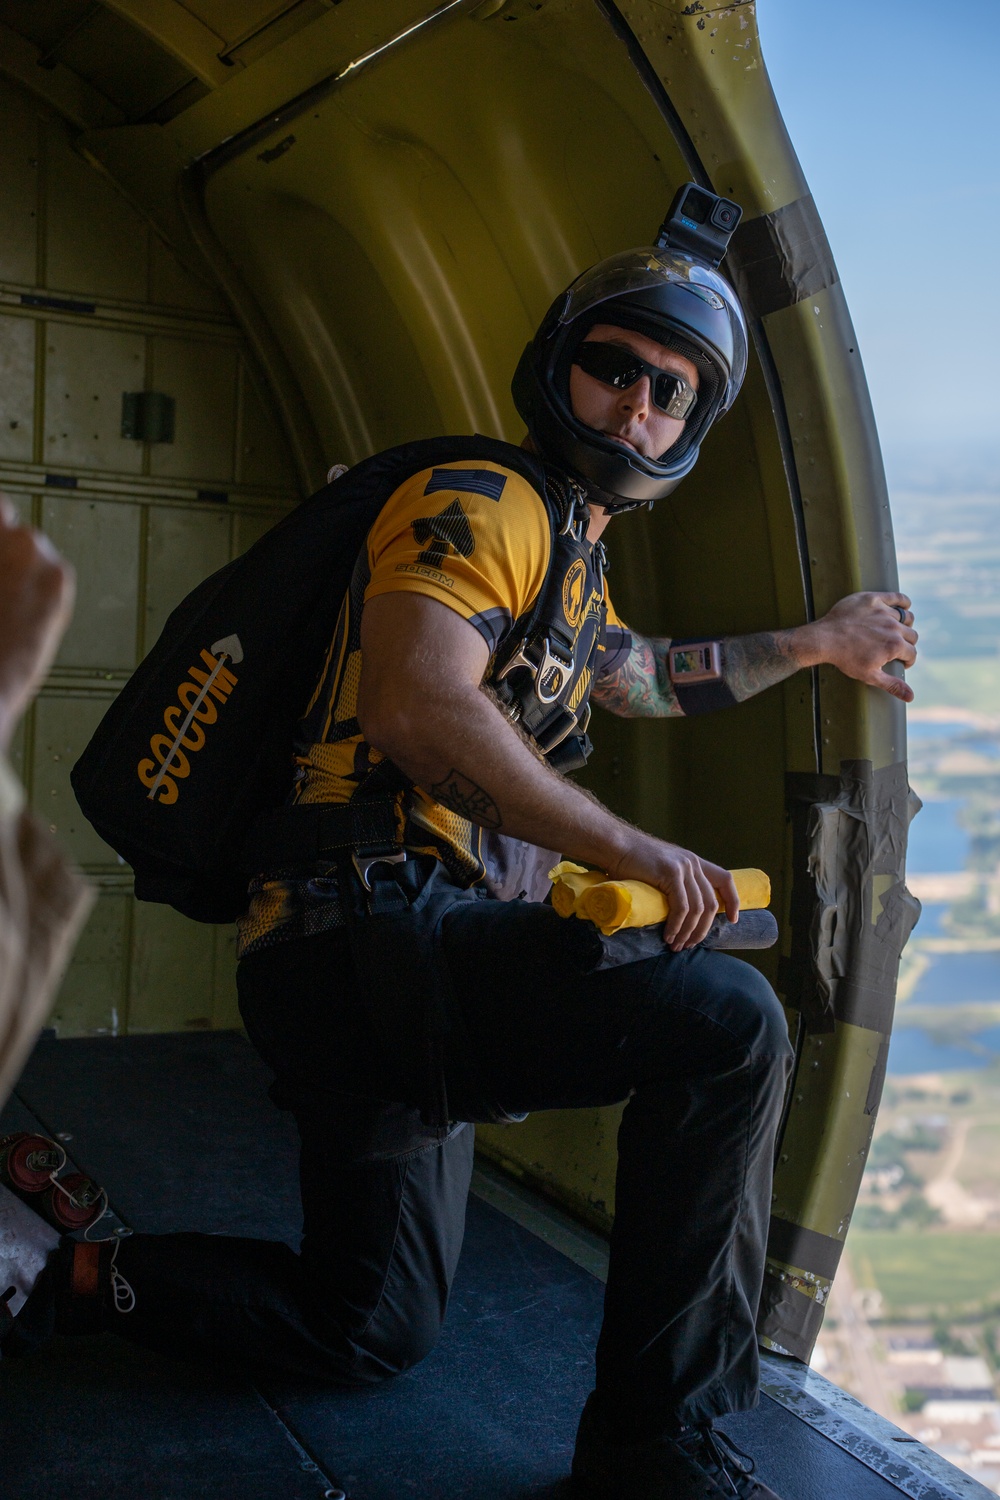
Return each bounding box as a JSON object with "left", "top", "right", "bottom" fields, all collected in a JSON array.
[
  {"left": 890, "top": 943, "right": 1000, "bottom": 1073},
  {"left": 908, "top": 950, "right": 1000, "bottom": 1007},
  {"left": 906, "top": 797, "right": 969, "bottom": 874},
  {"left": 887, "top": 1025, "right": 1000, "bottom": 1075},
  {"left": 887, "top": 719, "right": 1000, "bottom": 1073}
]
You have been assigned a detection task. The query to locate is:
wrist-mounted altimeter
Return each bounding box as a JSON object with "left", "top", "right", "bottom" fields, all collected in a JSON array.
[{"left": 668, "top": 639, "right": 738, "bottom": 715}]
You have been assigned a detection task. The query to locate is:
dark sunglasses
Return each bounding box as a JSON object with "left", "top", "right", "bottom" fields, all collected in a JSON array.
[{"left": 572, "top": 341, "right": 697, "bottom": 419}]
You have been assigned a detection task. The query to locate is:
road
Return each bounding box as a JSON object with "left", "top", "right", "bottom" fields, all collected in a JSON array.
[{"left": 825, "top": 1253, "right": 903, "bottom": 1423}]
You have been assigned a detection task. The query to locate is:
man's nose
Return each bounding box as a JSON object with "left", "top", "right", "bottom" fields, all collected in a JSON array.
[{"left": 618, "top": 376, "right": 651, "bottom": 419}]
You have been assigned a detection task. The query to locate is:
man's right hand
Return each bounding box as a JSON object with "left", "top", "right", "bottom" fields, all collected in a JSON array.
[
  {"left": 0, "top": 497, "right": 75, "bottom": 753},
  {"left": 609, "top": 833, "right": 740, "bottom": 950}
]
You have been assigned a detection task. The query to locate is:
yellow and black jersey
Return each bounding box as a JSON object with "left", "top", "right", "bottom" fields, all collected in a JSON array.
[{"left": 237, "top": 458, "right": 631, "bottom": 956}]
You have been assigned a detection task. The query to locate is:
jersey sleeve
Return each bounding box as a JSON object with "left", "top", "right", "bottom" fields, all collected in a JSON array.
[
  {"left": 596, "top": 582, "right": 633, "bottom": 678},
  {"left": 364, "top": 462, "right": 551, "bottom": 653}
]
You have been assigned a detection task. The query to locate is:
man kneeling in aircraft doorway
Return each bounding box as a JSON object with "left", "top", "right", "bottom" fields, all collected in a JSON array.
[{"left": 3, "top": 193, "right": 917, "bottom": 1500}]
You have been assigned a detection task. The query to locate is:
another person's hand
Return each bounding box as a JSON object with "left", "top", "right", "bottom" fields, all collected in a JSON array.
[
  {"left": 609, "top": 833, "right": 740, "bottom": 951},
  {"left": 0, "top": 497, "right": 75, "bottom": 752},
  {"left": 796, "top": 591, "right": 917, "bottom": 703}
]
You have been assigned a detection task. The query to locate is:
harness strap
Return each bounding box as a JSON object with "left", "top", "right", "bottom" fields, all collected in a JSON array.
[{"left": 242, "top": 798, "right": 401, "bottom": 872}]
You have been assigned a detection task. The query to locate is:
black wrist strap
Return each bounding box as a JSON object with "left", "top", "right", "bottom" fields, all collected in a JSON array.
[{"left": 673, "top": 679, "right": 739, "bottom": 715}]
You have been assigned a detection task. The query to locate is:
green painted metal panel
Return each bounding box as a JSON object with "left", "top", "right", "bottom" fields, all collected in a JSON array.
[
  {"left": 0, "top": 81, "right": 38, "bottom": 282},
  {"left": 0, "top": 70, "right": 300, "bottom": 1045},
  {"left": 30, "top": 694, "right": 121, "bottom": 866},
  {"left": 128, "top": 903, "right": 219, "bottom": 1033},
  {"left": 44, "top": 118, "right": 148, "bottom": 301},
  {"left": 47, "top": 891, "right": 131, "bottom": 1037},
  {"left": 0, "top": 315, "right": 35, "bottom": 463},
  {"left": 237, "top": 366, "right": 299, "bottom": 487},
  {"left": 148, "top": 230, "right": 228, "bottom": 317},
  {"left": 148, "top": 335, "right": 239, "bottom": 482},
  {"left": 43, "top": 320, "right": 146, "bottom": 474},
  {"left": 142, "top": 503, "right": 232, "bottom": 648},
  {"left": 44, "top": 496, "right": 142, "bottom": 671}
]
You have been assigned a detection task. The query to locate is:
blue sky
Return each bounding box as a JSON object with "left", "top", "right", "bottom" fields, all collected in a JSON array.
[{"left": 756, "top": 1, "right": 1000, "bottom": 486}]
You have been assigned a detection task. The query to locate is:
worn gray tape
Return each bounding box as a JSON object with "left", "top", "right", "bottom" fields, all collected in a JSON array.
[
  {"left": 730, "top": 195, "right": 839, "bottom": 318},
  {"left": 779, "top": 760, "right": 922, "bottom": 1033},
  {"left": 757, "top": 1270, "right": 827, "bottom": 1362},
  {"left": 767, "top": 1216, "right": 844, "bottom": 1280}
]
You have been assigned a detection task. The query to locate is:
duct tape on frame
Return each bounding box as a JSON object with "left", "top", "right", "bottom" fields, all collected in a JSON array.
[{"left": 779, "top": 760, "right": 922, "bottom": 1034}]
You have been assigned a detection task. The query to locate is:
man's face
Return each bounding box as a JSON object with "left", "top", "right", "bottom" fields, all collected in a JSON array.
[{"left": 568, "top": 323, "right": 699, "bottom": 460}]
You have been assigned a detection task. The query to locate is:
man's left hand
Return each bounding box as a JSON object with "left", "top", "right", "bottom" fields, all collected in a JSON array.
[{"left": 795, "top": 591, "right": 918, "bottom": 702}]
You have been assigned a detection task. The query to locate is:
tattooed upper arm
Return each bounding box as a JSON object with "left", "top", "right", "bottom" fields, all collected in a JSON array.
[{"left": 590, "top": 633, "right": 684, "bottom": 718}]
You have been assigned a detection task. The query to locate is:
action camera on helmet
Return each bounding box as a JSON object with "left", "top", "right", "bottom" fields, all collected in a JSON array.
[{"left": 655, "top": 183, "right": 742, "bottom": 269}]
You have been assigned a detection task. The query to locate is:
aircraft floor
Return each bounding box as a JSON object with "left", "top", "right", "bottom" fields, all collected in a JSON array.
[{"left": 0, "top": 1033, "right": 919, "bottom": 1500}]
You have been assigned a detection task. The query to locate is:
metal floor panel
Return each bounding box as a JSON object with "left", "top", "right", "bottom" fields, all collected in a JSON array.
[
  {"left": 0, "top": 1032, "right": 954, "bottom": 1500},
  {"left": 0, "top": 1333, "right": 335, "bottom": 1500}
]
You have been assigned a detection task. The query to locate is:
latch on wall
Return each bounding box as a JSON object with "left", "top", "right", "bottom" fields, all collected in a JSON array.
[{"left": 121, "top": 391, "right": 175, "bottom": 443}]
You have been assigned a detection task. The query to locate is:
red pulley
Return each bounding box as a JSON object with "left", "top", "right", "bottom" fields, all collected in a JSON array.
[
  {"left": 39, "top": 1172, "right": 105, "bottom": 1232},
  {"left": 0, "top": 1132, "right": 64, "bottom": 1194}
]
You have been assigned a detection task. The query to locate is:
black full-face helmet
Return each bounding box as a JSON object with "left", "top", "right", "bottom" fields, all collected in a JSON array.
[{"left": 512, "top": 246, "right": 748, "bottom": 510}]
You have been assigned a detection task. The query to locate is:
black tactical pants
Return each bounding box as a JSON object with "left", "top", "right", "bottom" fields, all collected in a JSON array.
[{"left": 106, "top": 877, "right": 793, "bottom": 1435}]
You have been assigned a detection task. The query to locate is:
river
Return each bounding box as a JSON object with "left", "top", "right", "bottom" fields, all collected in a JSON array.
[{"left": 890, "top": 718, "right": 1000, "bottom": 1074}]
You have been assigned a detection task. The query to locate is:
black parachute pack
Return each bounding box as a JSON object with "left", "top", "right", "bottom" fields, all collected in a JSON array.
[{"left": 71, "top": 435, "right": 552, "bottom": 924}]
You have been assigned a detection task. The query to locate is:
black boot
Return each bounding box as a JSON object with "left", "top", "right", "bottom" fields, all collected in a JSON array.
[{"left": 572, "top": 1393, "right": 784, "bottom": 1499}]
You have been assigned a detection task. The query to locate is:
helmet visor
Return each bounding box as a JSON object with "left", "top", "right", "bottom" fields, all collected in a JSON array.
[{"left": 559, "top": 247, "right": 747, "bottom": 399}]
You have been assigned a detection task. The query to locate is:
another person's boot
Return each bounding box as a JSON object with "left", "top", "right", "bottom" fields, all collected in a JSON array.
[{"left": 572, "top": 1393, "right": 784, "bottom": 1499}]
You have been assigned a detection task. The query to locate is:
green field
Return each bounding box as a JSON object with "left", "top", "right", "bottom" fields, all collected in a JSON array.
[
  {"left": 908, "top": 656, "right": 1000, "bottom": 715},
  {"left": 848, "top": 1231, "right": 1000, "bottom": 1314}
]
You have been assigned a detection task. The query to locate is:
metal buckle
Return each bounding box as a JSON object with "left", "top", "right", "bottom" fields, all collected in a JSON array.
[
  {"left": 352, "top": 848, "right": 407, "bottom": 892},
  {"left": 556, "top": 479, "right": 589, "bottom": 537},
  {"left": 533, "top": 636, "right": 573, "bottom": 704},
  {"left": 495, "top": 641, "right": 534, "bottom": 683},
  {"left": 496, "top": 635, "right": 573, "bottom": 706}
]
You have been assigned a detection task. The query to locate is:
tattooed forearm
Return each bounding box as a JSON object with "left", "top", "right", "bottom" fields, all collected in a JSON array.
[
  {"left": 722, "top": 633, "right": 803, "bottom": 702},
  {"left": 590, "top": 634, "right": 683, "bottom": 718},
  {"left": 720, "top": 630, "right": 800, "bottom": 703},
  {"left": 592, "top": 628, "right": 803, "bottom": 719},
  {"left": 429, "top": 769, "right": 503, "bottom": 828}
]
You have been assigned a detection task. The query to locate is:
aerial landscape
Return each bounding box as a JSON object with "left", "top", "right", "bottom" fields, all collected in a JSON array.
[
  {"left": 813, "top": 469, "right": 1000, "bottom": 1493},
  {"left": 755, "top": 11, "right": 1000, "bottom": 1483}
]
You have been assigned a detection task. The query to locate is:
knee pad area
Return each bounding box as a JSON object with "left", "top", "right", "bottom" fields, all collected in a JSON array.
[
  {"left": 717, "top": 956, "right": 793, "bottom": 1065},
  {"left": 644, "top": 949, "right": 793, "bottom": 1068},
  {"left": 309, "top": 1305, "right": 442, "bottom": 1387}
]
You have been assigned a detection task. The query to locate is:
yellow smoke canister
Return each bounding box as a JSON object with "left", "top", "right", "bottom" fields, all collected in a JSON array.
[{"left": 548, "top": 862, "right": 770, "bottom": 936}]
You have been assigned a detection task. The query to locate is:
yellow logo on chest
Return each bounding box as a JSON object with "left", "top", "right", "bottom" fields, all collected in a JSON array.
[{"left": 562, "top": 559, "right": 587, "bottom": 629}]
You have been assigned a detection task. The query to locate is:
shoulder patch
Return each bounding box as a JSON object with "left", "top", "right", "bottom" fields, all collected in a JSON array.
[{"left": 424, "top": 467, "right": 508, "bottom": 502}]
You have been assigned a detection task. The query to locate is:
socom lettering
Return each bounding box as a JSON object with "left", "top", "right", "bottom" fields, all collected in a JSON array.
[{"left": 137, "top": 634, "right": 242, "bottom": 805}]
